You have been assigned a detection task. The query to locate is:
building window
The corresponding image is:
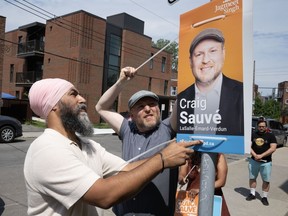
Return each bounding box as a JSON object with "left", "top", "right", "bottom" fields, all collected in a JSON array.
[
  {"left": 164, "top": 80, "right": 168, "bottom": 95},
  {"left": 109, "top": 54, "right": 120, "bottom": 66},
  {"left": 18, "top": 36, "right": 24, "bottom": 53},
  {"left": 107, "top": 34, "right": 121, "bottom": 89},
  {"left": 149, "top": 53, "right": 154, "bottom": 69},
  {"left": 10, "top": 64, "right": 14, "bottom": 83},
  {"left": 110, "top": 34, "right": 121, "bottom": 56},
  {"left": 148, "top": 77, "right": 152, "bottom": 91},
  {"left": 107, "top": 66, "right": 119, "bottom": 89},
  {"left": 161, "top": 57, "right": 166, "bottom": 72},
  {"left": 170, "top": 100, "right": 175, "bottom": 113},
  {"left": 18, "top": 36, "right": 23, "bottom": 44},
  {"left": 171, "top": 86, "right": 177, "bottom": 96}
]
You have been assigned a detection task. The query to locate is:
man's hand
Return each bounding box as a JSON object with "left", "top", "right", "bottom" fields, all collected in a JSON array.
[
  {"left": 160, "top": 140, "right": 203, "bottom": 168},
  {"left": 254, "top": 154, "right": 263, "bottom": 161},
  {"left": 119, "top": 67, "right": 137, "bottom": 82}
]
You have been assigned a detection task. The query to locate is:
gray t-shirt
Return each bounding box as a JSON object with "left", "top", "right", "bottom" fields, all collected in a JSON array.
[{"left": 113, "top": 118, "right": 177, "bottom": 216}]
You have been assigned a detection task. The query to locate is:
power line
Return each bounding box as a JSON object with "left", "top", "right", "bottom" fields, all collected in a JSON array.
[
  {"left": 0, "top": 37, "right": 172, "bottom": 81},
  {"left": 128, "top": 0, "right": 178, "bottom": 28},
  {"left": 4, "top": 0, "right": 174, "bottom": 67}
]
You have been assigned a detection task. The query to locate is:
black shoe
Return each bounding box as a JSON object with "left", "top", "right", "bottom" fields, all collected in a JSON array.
[
  {"left": 261, "top": 197, "right": 269, "bottom": 206},
  {"left": 246, "top": 193, "right": 256, "bottom": 201}
]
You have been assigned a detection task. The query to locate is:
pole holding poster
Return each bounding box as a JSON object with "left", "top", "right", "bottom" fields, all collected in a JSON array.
[{"left": 177, "top": 0, "right": 253, "bottom": 215}]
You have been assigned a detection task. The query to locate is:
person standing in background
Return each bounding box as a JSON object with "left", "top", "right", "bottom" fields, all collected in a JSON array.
[{"left": 246, "top": 119, "right": 277, "bottom": 206}]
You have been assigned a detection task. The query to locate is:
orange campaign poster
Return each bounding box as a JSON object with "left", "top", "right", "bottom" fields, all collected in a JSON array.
[{"left": 176, "top": 0, "right": 253, "bottom": 154}]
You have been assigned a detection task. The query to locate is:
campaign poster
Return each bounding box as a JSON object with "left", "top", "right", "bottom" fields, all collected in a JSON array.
[{"left": 176, "top": 0, "right": 253, "bottom": 154}]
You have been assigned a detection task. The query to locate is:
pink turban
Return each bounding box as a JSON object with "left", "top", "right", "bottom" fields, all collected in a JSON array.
[{"left": 29, "top": 78, "right": 74, "bottom": 119}]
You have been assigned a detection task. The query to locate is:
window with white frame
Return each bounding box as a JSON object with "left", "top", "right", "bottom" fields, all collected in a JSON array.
[{"left": 171, "top": 86, "right": 177, "bottom": 96}]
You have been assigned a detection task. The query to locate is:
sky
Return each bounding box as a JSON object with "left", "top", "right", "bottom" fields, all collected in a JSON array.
[{"left": 1, "top": 0, "right": 288, "bottom": 96}]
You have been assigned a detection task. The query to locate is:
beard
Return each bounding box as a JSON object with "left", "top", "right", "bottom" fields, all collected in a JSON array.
[
  {"left": 136, "top": 114, "right": 161, "bottom": 133},
  {"left": 59, "top": 102, "right": 94, "bottom": 136}
]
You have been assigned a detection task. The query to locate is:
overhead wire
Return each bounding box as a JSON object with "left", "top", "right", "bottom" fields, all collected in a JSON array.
[
  {"left": 0, "top": 37, "right": 169, "bottom": 80},
  {"left": 128, "top": 0, "right": 178, "bottom": 28},
  {"left": 4, "top": 0, "right": 173, "bottom": 67},
  {"left": 3, "top": 0, "right": 179, "bottom": 87}
]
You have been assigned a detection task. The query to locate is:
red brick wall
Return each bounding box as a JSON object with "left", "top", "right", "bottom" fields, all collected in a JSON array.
[
  {"left": 44, "top": 11, "right": 107, "bottom": 123},
  {"left": 0, "top": 16, "right": 5, "bottom": 95},
  {"left": 117, "top": 30, "right": 173, "bottom": 114},
  {"left": 2, "top": 29, "right": 25, "bottom": 97}
]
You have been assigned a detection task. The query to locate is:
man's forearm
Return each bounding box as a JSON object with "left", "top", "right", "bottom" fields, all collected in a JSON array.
[
  {"left": 260, "top": 145, "right": 276, "bottom": 158},
  {"left": 96, "top": 80, "right": 127, "bottom": 111},
  {"left": 84, "top": 153, "right": 163, "bottom": 208}
]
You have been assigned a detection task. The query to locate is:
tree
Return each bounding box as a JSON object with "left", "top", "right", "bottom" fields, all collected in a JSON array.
[
  {"left": 152, "top": 39, "right": 178, "bottom": 71},
  {"left": 263, "top": 99, "right": 281, "bottom": 119},
  {"left": 253, "top": 95, "right": 281, "bottom": 119},
  {"left": 253, "top": 96, "right": 264, "bottom": 116}
]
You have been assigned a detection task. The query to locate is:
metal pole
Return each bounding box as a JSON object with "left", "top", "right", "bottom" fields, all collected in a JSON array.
[{"left": 198, "top": 152, "right": 217, "bottom": 216}]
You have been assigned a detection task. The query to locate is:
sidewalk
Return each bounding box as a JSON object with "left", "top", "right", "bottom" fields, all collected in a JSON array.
[{"left": 223, "top": 147, "right": 288, "bottom": 216}]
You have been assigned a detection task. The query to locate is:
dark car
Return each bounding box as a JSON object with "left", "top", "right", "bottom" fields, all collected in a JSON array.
[
  {"left": 284, "top": 124, "right": 288, "bottom": 134},
  {"left": 0, "top": 115, "right": 23, "bottom": 143},
  {"left": 252, "top": 116, "right": 287, "bottom": 147}
]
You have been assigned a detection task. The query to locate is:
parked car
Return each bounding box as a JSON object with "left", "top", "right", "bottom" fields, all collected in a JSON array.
[
  {"left": 252, "top": 116, "right": 287, "bottom": 147},
  {"left": 0, "top": 115, "right": 23, "bottom": 143},
  {"left": 284, "top": 124, "right": 288, "bottom": 134}
]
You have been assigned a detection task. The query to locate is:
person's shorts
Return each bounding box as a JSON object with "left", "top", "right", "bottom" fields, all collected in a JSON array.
[{"left": 248, "top": 158, "right": 272, "bottom": 182}]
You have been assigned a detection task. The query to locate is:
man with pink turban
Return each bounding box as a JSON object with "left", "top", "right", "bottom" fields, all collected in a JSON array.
[
  {"left": 23, "top": 78, "right": 202, "bottom": 216},
  {"left": 28, "top": 78, "right": 74, "bottom": 119}
]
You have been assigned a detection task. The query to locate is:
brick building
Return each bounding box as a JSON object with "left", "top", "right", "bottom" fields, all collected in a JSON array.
[
  {"left": 2, "top": 10, "right": 175, "bottom": 123},
  {"left": 0, "top": 16, "right": 5, "bottom": 95},
  {"left": 277, "top": 81, "right": 288, "bottom": 123}
]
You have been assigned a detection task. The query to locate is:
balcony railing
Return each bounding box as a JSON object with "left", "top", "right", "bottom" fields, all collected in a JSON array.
[
  {"left": 17, "top": 40, "right": 44, "bottom": 56},
  {"left": 16, "top": 71, "right": 43, "bottom": 85}
]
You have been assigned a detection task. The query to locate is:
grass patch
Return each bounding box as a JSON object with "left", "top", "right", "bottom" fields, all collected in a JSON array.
[
  {"left": 93, "top": 123, "right": 110, "bottom": 128},
  {"left": 25, "top": 120, "right": 46, "bottom": 128}
]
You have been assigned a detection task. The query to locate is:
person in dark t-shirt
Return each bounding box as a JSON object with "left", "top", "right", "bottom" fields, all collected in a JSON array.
[{"left": 246, "top": 119, "right": 277, "bottom": 206}]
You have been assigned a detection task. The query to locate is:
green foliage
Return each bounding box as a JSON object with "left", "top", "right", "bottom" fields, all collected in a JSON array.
[
  {"left": 253, "top": 96, "right": 264, "bottom": 116},
  {"left": 253, "top": 96, "right": 281, "bottom": 119},
  {"left": 94, "top": 122, "right": 111, "bottom": 128},
  {"left": 25, "top": 120, "right": 46, "bottom": 128},
  {"left": 152, "top": 39, "right": 178, "bottom": 70}
]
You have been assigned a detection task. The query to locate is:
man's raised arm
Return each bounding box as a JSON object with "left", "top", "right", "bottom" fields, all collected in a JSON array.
[{"left": 95, "top": 67, "right": 136, "bottom": 134}]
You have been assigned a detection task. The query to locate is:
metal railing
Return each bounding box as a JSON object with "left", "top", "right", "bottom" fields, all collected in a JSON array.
[
  {"left": 17, "top": 40, "right": 44, "bottom": 55},
  {"left": 16, "top": 71, "right": 43, "bottom": 84}
]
